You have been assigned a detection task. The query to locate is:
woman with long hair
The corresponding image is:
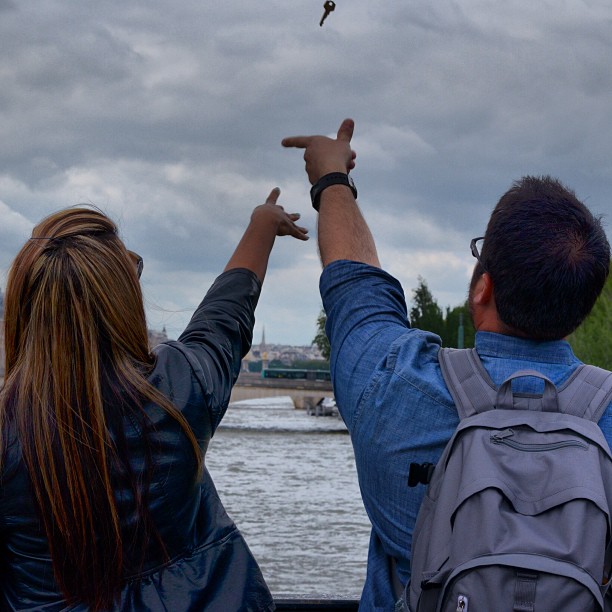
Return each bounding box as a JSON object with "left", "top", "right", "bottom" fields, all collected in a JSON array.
[{"left": 0, "top": 188, "right": 308, "bottom": 611}]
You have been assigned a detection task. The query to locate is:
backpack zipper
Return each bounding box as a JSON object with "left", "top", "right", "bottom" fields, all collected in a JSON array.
[{"left": 490, "top": 429, "right": 588, "bottom": 452}]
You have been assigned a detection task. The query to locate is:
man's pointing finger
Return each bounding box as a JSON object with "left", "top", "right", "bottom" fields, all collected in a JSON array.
[{"left": 281, "top": 136, "right": 312, "bottom": 149}]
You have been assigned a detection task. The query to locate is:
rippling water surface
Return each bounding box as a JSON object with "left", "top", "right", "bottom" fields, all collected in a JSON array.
[{"left": 206, "top": 397, "right": 370, "bottom": 597}]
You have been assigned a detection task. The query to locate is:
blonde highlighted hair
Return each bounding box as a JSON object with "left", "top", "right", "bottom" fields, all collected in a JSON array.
[{"left": 1, "top": 207, "right": 201, "bottom": 610}]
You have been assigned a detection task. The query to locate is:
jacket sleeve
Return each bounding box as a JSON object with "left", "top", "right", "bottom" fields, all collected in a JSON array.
[{"left": 173, "top": 268, "right": 261, "bottom": 431}]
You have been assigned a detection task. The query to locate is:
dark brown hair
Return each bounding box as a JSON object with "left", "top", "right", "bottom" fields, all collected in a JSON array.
[{"left": 481, "top": 176, "right": 610, "bottom": 339}]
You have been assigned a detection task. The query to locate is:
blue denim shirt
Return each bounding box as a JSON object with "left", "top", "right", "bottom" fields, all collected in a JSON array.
[{"left": 320, "top": 260, "right": 612, "bottom": 611}]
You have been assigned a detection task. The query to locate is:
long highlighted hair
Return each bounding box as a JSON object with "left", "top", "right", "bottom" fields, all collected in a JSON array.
[{"left": 1, "top": 207, "right": 201, "bottom": 610}]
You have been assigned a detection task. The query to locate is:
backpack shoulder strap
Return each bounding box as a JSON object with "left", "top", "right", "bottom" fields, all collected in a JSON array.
[
  {"left": 438, "top": 347, "right": 498, "bottom": 419},
  {"left": 557, "top": 364, "right": 612, "bottom": 422}
]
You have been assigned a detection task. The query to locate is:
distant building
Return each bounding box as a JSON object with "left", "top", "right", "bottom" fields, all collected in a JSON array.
[
  {"left": 240, "top": 323, "right": 326, "bottom": 372},
  {"left": 260, "top": 326, "right": 268, "bottom": 370},
  {"left": 148, "top": 326, "right": 169, "bottom": 349}
]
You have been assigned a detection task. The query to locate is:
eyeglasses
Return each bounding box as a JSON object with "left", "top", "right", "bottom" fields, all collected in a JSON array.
[
  {"left": 128, "top": 250, "right": 144, "bottom": 279},
  {"left": 470, "top": 237, "right": 486, "bottom": 271}
]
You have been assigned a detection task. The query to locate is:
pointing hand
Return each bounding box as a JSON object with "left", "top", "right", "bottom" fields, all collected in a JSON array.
[{"left": 282, "top": 119, "right": 357, "bottom": 185}]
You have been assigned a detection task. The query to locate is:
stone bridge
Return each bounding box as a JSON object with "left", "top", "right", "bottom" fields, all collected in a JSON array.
[{"left": 230, "top": 372, "right": 333, "bottom": 410}]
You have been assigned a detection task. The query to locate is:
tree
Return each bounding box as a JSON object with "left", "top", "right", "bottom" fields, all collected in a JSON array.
[
  {"left": 410, "top": 276, "right": 445, "bottom": 339},
  {"left": 313, "top": 308, "right": 331, "bottom": 361},
  {"left": 410, "top": 277, "right": 474, "bottom": 348},
  {"left": 568, "top": 266, "right": 612, "bottom": 369},
  {"left": 444, "top": 302, "right": 475, "bottom": 349}
]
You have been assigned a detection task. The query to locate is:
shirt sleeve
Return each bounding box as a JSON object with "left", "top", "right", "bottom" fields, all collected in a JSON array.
[
  {"left": 174, "top": 268, "right": 261, "bottom": 431},
  {"left": 320, "top": 260, "right": 412, "bottom": 431},
  {"left": 320, "top": 260, "right": 456, "bottom": 588}
]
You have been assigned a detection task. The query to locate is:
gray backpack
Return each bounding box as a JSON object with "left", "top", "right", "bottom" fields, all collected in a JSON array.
[{"left": 403, "top": 348, "right": 612, "bottom": 612}]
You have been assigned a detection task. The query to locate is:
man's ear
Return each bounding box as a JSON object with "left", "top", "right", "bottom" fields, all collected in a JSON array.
[{"left": 471, "top": 272, "right": 494, "bottom": 306}]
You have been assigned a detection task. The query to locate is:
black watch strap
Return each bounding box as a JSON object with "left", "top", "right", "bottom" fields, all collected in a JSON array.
[{"left": 310, "top": 172, "right": 357, "bottom": 212}]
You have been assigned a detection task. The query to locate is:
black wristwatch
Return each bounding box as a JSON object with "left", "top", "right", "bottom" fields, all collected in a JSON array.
[{"left": 310, "top": 172, "right": 358, "bottom": 212}]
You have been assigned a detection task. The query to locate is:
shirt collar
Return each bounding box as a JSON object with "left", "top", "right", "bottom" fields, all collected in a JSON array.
[{"left": 475, "top": 331, "right": 578, "bottom": 365}]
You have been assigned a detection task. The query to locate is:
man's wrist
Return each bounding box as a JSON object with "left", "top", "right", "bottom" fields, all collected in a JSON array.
[{"left": 310, "top": 172, "right": 358, "bottom": 212}]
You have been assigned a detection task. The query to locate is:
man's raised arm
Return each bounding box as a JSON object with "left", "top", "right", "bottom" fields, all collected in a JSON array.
[{"left": 282, "top": 119, "right": 380, "bottom": 268}]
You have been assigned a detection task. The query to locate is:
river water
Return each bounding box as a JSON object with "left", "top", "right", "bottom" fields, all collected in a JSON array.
[{"left": 206, "top": 397, "right": 371, "bottom": 598}]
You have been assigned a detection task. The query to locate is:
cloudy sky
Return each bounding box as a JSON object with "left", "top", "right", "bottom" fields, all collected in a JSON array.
[{"left": 1, "top": 0, "right": 611, "bottom": 345}]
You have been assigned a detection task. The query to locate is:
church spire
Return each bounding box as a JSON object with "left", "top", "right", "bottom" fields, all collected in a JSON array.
[{"left": 260, "top": 326, "right": 268, "bottom": 370}]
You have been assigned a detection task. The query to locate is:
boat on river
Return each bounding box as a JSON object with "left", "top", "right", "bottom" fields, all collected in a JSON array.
[{"left": 307, "top": 396, "right": 339, "bottom": 417}]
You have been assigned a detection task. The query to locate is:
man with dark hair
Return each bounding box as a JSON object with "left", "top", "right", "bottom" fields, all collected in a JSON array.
[
  {"left": 283, "top": 119, "right": 612, "bottom": 611},
  {"left": 477, "top": 175, "right": 610, "bottom": 340}
]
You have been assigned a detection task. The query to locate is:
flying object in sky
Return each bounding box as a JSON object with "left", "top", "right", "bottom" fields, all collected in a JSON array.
[{"left": 320, "top": 1, "right": 336, "bottom": 26}]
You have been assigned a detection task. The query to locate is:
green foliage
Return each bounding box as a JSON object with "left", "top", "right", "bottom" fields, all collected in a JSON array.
[
  {"left": 410, "top": 276, "right": 445, "bottom": 338},
  {"left": 568, "top": 268, "right": 612, "bottom": 369},
  {"left": 410, "top": 277, "right": 474, "bottom": 348},
  {"left": 313, "top": 308, "right": 331, "bottom": 361},
  {"left": 443, "top": 303, "right": 476, "bottom": 349}
]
